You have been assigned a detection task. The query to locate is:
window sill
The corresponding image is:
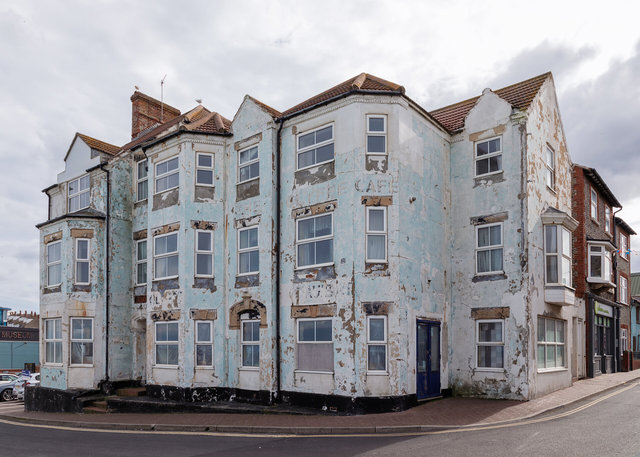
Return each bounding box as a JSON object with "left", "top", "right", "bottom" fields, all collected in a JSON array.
[
  {"left": 154, "top": 187, "right": 179, "bottom": 196},
  {"left": 195, "top": 367, "right": 215, "bottom": 371},
  {"left": 236, "top": 272, "right": 259, "bottom": 277},
  {"left": 475, "top": 170, "right": 503, "bottom": 179},
  {"left": 475, "top": 367, "right": 505, "bottom": 373},
  {"left": 237, "top": 177, "right": 259, "bottom": 186},
  {"left": 546, "top": 185, "right": 556, "bottom": 194},
  {"left": 472, "top": 273, "right": 506, "bottom": 282},
  {"left": 295, "top": 262, "right": 334, "bottom": 271},
  {"left": 196, "top": 183, "right": 215, "bottom": 188},
  {"left": 366, "top": 152, "right": 388, "bottom": 157},
  {"left": 296, "top": 159, "right": 335, "bottom": 173},
  {"left": 239, "top": 366, "right": 259, "bottom": 372},
  {"left": 43, "top": 363, "right": 64, "bottom": 367},
  {"left": 537, "top": 367, "right": 568, "bottom": 374},
  {"left": 69, "top": 364, "right": 94, "bottom": 368},
  {"left": 294, "top": 370, "right": 334, "bottom": 375},
  {"left": 586, "top": 278, "right": 615, "bottom": 288},
  {"left": 366, "top": 371, "right": 389, "bottom": 376},
  {"left": 153, "top": 276, "right": 179, "bottom": 281},
  {"left": 153, "top": 365, "right": 179, "bottom": 369}
]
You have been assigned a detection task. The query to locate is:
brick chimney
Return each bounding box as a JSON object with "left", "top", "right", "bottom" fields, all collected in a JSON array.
[{"left": 130, "top": 91, "right": 181, "bottom": 139}]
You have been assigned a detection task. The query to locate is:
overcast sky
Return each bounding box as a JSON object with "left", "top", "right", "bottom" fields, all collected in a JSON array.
[{"left": 1, "top": 0, "right": 639, "bottom": 313}]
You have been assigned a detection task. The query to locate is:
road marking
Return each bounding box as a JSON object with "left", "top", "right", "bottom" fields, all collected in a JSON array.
[{"left": 0, "top": 382, "right": 637, "bottom": 439}]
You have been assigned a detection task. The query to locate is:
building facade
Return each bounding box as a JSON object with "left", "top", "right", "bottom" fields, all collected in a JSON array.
[
  {"left": 36, "top": 72, "right": 603, "bottom": 411},
  {"left": 0, "top": 309, "right": 39, "bottom": 371}
]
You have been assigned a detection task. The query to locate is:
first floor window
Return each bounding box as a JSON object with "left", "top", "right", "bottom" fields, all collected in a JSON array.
[
  {"left": 296, "top": 124, "right": 334, "bottom": 170},
  {"left": 605, "top": 206, "right": 611, "bottom": 233},
  {"left": 296, "top": 213, "right": 333, "bottom": 268},
  {"left": 297, "top": 318, "right": 333, "bottom": 372},
  {"left": 241, "top": 320, "right": 260, "bottom": 368},
  {"left": 238, "top": 227, "right": 259, "bottom": 275},
  {"left": 155, "top": 321, "right": 178, "bottom": 366},
  {"left": 366, "top": 207, "right": 387, "bottom": 262},
  {"left": 196, "top": 153, "right": 214, "bottom": 186},
  {"left": 195, "top": 230, "right": 213, "bottom": 277},
  {"left": 544, "top": 146, "right": 555, "bottom": 189},
  {"left": 537, "top": 317, "right": 565, "bottom": 370},
  {"left": 44, "top": 318, "right": 62, "bottom": 364},
  {"left": 476, "top": 223, "right": 503, "bottom": 274},
  {"left": 588, "top": 243, "right": 612, "bottom": 282},
  {"left": 238, "top": 146, "right": 259, "bottom": 183},
  {"left": 154, "top": 232, "right": 179, "bottom": 279},
  {"left": 136, "top": 239, "right": 147, "bottom": 285},
  {"left": 71, "top": 318, "right": 93, "bottom": 365},
  {"left": 476, "top": 319, "right": 504, "bottom": 369},
  {"left": 68, "top": 174, "right": 90, "bottom": 212},
  {"left": 620, "top": 234, "right": 629, "bottom": 260},
  {"left": 544, "top": 225, "right": 572, "bottom": 286},
  {"left": 46, "top": 241, "right": 62, "bottom": 287},
  {"left": 475, "top": 137, "right": 502, "bottom": 176},
  {"left": 195, "top": 321, "right": 213, "bottom": 367},
  {"left": 75, "top": 238, "right": 90, "bottom": 284},
  {"left": 137, "top": 159, "right": 148, "bottom": 201},
  {"left": 367, "top": 316, "right": 387, "bottom": 372},
  {"left": 590, "top": 188, "right": 598, "bottom": 220},
  {"left": 155, "top": 157, "right": 179, "bottom": 193},
  {"left": 620, "top": 276, "right": 628, "bottom": 304}
]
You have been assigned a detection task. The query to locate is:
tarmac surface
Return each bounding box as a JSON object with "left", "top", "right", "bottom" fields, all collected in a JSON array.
[{"left": 1, "top": 370, "right": 638, "bottom": 435}]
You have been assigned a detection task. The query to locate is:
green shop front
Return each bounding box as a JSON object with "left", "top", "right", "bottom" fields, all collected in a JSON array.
[{"left": 587, "top": 295, "right": 621, "bottom": 377}]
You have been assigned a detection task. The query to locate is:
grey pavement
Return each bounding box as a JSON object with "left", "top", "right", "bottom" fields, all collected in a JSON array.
[{"left": 1, "top": 370, "right": 639, "bottom": 435}]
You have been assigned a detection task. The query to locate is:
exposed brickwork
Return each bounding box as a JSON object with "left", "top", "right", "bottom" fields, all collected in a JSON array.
[{"left": 130, "top": 91, "right": 180, "bottom": 139}]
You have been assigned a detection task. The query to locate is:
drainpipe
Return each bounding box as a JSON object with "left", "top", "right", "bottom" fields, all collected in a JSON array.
[
  {"left": 98, "top": 163, "right": 111, "bottom": 392},
  {"left": 274, "top": 119, "right": 284, "bottom": 400}
]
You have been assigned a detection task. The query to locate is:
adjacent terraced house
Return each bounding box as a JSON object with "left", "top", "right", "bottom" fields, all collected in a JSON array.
[{"left": 35, "top": 72, "right": 597, "bottom": 412}]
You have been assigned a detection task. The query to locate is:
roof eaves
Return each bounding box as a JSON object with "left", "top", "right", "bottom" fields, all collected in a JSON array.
[
  {"left": 614, "top": 217, "right": 637, "bottom": 236},
  {"left": 575, "top": 165, "right": 622, "bottom": 208}
]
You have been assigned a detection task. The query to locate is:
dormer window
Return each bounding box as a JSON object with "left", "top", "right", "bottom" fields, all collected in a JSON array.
[{"left": 68, "top": 175, "right": 90, "bottom": 212}]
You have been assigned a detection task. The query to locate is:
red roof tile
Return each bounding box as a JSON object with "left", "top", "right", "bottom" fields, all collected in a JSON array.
[
  {"left": 246, "top": 95, "right": 282, "bottom": 118},
  {"left": 281, "top": 73, "right": 405, "bottom": 117},
  {"left": 429, "top": 73, "right": 552, "bottom": 133},
  {"left": 77, "top": 133, "right": 120, "bottom": 155}
]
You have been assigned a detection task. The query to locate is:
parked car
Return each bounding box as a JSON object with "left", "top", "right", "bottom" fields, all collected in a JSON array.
[
  {"left": 12, "top": 373, "right": 40, "bottom": 400},
  {"left": 0, "top": 373, "right": 19, "bottom": 384},
  {"left": 0, "top": 381, "right": 16, "bottom": 401}
]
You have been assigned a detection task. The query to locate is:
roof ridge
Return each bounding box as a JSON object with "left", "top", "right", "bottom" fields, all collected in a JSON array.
[{"left": 77, "top": 133, "right": 120, "bottom": 155}]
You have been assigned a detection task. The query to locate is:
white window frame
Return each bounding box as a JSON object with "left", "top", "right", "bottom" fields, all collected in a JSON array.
[
  {"left": 154, "top": 156, "right": 179, "bottom": 194},
  {"left": 620, "top": 276, "right": 628, "bottom": 304},
  {"left": 474, "top": 136, "right": 502, "bottom": 177},
  {"left": 241, "top": 319, "right": 260, "bottom": 369},
  {"left": 195, "top": 230, "right": 214, "bottom": 278},
  {"left": 365, "top": 207, "right": 387, "bottom": 263},
  {"left": 604, "top": 206, "right": 611, "bottom": 234},
  {"left": 537, "top": 317, "right": 566, "bottom": 372},
  {"left": 46, "top": 240, "right": 62, "bottom": 287},
  {"left": 544, "top": 225, "right": 572, "bottom": 287},
  {"left": 237, "top": 146, "right": 259, "bottom": 184},
  {"left": 195, "top": 320, "right": 214, "bottom": 368},
  {"left": 154, "top": 321, "right": 179, "bottom": 367},
  {"left": 620, "top": 233, "right": 629, "bottom": 260},
  {"left": 70, "top": 317, "right": 93, "bottom": 366},
  {"left": 544, "top": 145, "right": 555, "bottom": 190},
  {"left": 296, "top": 123, "right": 334, "bottom": 171},
  {"left": 153, "top": 232, "right": 179, "bottom": 280},
  {"left": 135, "top": 239, "right": 147, "bottom": 286},
  {"left": 296, "top": 317, "right": 334, "bottom": 373},
  {"left": 195, "top": 153, "right": 214, "bottom": 187},
  {"left": 366, "top": 114, "right": 387, "bottom": 156},
  {"left": 44, "top": 318, "right": 62, "bottom": 365},
  {"left": 295, "top": 213, "right": 334, "bottom": 269},
  {"left": 68, "top": 174, "right": 91, "bottom": 213},
  {"left": 136, "top": 159, "right": 148, "bottom": 202},
  {"left": 476, "top": 319, "right": 504, "bottom": 371},
  {"left": 590, "top": 187, "right": 598, "bottom": 221},
  {"left": 367, "top": 315, "right": 387, "bottom": 373},
  {"left": 475, "top": 222, "right": 503, "bottom": 275},
  {"left": 587, "top": 242, "right": 613, "bottom": 284},
  {"left": 74, "top": 238, "right": 90, "bottom": 285},
  {"left": 621, "top": 327, "right": 628, "bottom": 356},
  {"left": 237, "top": 226, "right": 259, "bottom": 276}
]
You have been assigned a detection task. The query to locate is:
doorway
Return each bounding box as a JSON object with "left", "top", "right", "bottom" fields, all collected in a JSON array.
[
  {"left": 133, "top": 318, "right": 147, "bottom": 382},
  {"left": 417, "top": 320, "right": 441, "bottom": 399}
]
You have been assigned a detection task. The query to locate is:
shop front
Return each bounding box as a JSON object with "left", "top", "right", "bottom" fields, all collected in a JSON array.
[{"left": 587, "top": 296, "right": 620, "bottom": 377}]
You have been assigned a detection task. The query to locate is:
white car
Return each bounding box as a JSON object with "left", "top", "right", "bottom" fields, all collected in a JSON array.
[{"left": 12, "top": 373, "right": 40, "bottom": 400}]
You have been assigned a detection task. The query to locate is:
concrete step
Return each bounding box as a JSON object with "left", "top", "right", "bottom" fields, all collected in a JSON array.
[
  {"left": 115, "top": 387, "right": 146, "bottom": 397},
  {"left": 83, "top": 405, "right": 108, "bottom": 414}
]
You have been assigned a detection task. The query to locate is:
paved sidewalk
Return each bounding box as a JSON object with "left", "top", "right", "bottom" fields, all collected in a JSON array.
[{"left": 2, "top": 370, "right": 639, "bottom": 435}]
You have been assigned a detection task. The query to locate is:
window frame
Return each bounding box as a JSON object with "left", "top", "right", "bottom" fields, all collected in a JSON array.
[
  {"left": 544, "top": 145, "right": 555, "bottom": 190},
  {"left": 366, "top": 206, "right": 387, "bottom": 263},
  {"left": 620, "top": 233, "right": 629, "bottom": 260},
  {"left": 475, "top": 222, "right": 503, "bottom": 275},
  {"left": 587, "top": 242, "right": 613, "bottom": 284},
  {"left": 241, "top": 319, "right": 260, "bottom": 369},
  {"left": 237, "top": 146, "right": 259, "bottom": 184},
  {"left": 474, "top": 136, "right": 502, "bottom": 177},
  {"left": 153, "top": 232, "right": 179, "bottom": 280},
  {"left": 604, "top": 206, "right": 611, "bottom": 234},
  {"left": 46, "top": 240, "right": 62, "bottom": 287},
  {"left": 74, "top": 238, "right": 90, "bottom": 285},
  {"left": 544, "top": 225, "right": 572, "bottom": 287},
  {"left": 295, "top": 123, "right": 335, "bottom": 171},
  {"left": 476, "top": 319, "right": 504, "bottom": 371},
  {"left": 366, "top": 114, "right": 387, "bottom": 156},
  {"left": 296, "top": 317, "right": 334, "bottom": 374},
  {"left": 136, "top": 159, "right": 148, "bottom": 202},
  {"left": 295, "top": 213, "right": 334, "bottom": 269},
  {"left": 154, "top": 321, "right": 179, "bottom": 367},
  {"left": 195, "top": 320, "right": 214, "bottom": 368},
  {"left": 590, "top": 187, "right": 598, "bottom": 222},
  {"left": 237, "top": 226, "right": 259, "bottom": 276},
  {"left": 537, "top": 317, "right": 566, "bottom": 372},
  {"left": 195, "top": 230, "right": 214, "bottom": 278},
  {"left": 68, "top": 174, "right": 91, "bottom": 213},
  {"left": 195, "top": 153, "right": 214, "bottom": 187},
  {"left": 154, "top": 156, "right": 179, "bottom": 195},
  {"left": 44, "top": 318, "right": 62, "bottom": 365},
  {"left": 70, "top": 317, "right": 93, "bottom": 366},
  {"left": 367, "top": 315, "right": 388, "bottom": 373},
  {"left": 135, "top": 239, "right": 147, "bottom": 286},
  {"left": 620, "top": 275, "right": 628, "bottom": 305}
]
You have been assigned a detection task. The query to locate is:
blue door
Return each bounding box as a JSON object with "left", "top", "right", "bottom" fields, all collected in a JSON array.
[{"left": 417, "top": 321, "right": 441, "bottom": 399}]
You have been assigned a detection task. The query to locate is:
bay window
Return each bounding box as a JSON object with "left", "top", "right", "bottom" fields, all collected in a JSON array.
[
  {"left": 544, "top": 225, "right": 571, "bottom": 286},
  {"left": 366, "top": 207, "right": 387, "bottom": 262},
  {"left": 154, "top": 232, "right": 178, "bottom": 280},
  {"left": 155, "top": 157, "right": 179, "bottom": 193},
  {"left": 588, "top": 243, "right": 613, "bottom": 284},
  {"left": 68, "top": 175, "right": 90, "bottom": 213},
  {"left": 296, "top": 124, "right": 334, "bottom": 170}
]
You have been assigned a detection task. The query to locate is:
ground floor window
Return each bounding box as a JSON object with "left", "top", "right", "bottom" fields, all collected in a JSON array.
[
  {"left": 70, "top": 318, "right": 93, "bottom": 365},
  {"left": 621, "top": 327, "right": 628, "bottom": 356},
  {"left": 297, "top": 318, "right": 333, "bottom": 372},
  {"left": 537, "top": 317, "right": 565, "bottom": 370},
  {"left": 242, "top": 320, "right": 260, "bottom": 368},
  {"left": 476, "top": 319, "right": 504, "bottom": 369},
  {"left": 195, "top": 321, "right": 213, "bottom": 367},
  {"left": 44, "top": 318, "right": 62, "bottom": 364},
  {"left": 155, "top": 321, "right": 178, "bottom": 366},
  {"left": 367, "top": 316, "right": 387, "bottom": 372}
]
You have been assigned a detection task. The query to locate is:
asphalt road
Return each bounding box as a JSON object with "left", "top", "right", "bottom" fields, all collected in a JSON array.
[{"left": 1, "top": 383, "right": 640, "bottom": 457}]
